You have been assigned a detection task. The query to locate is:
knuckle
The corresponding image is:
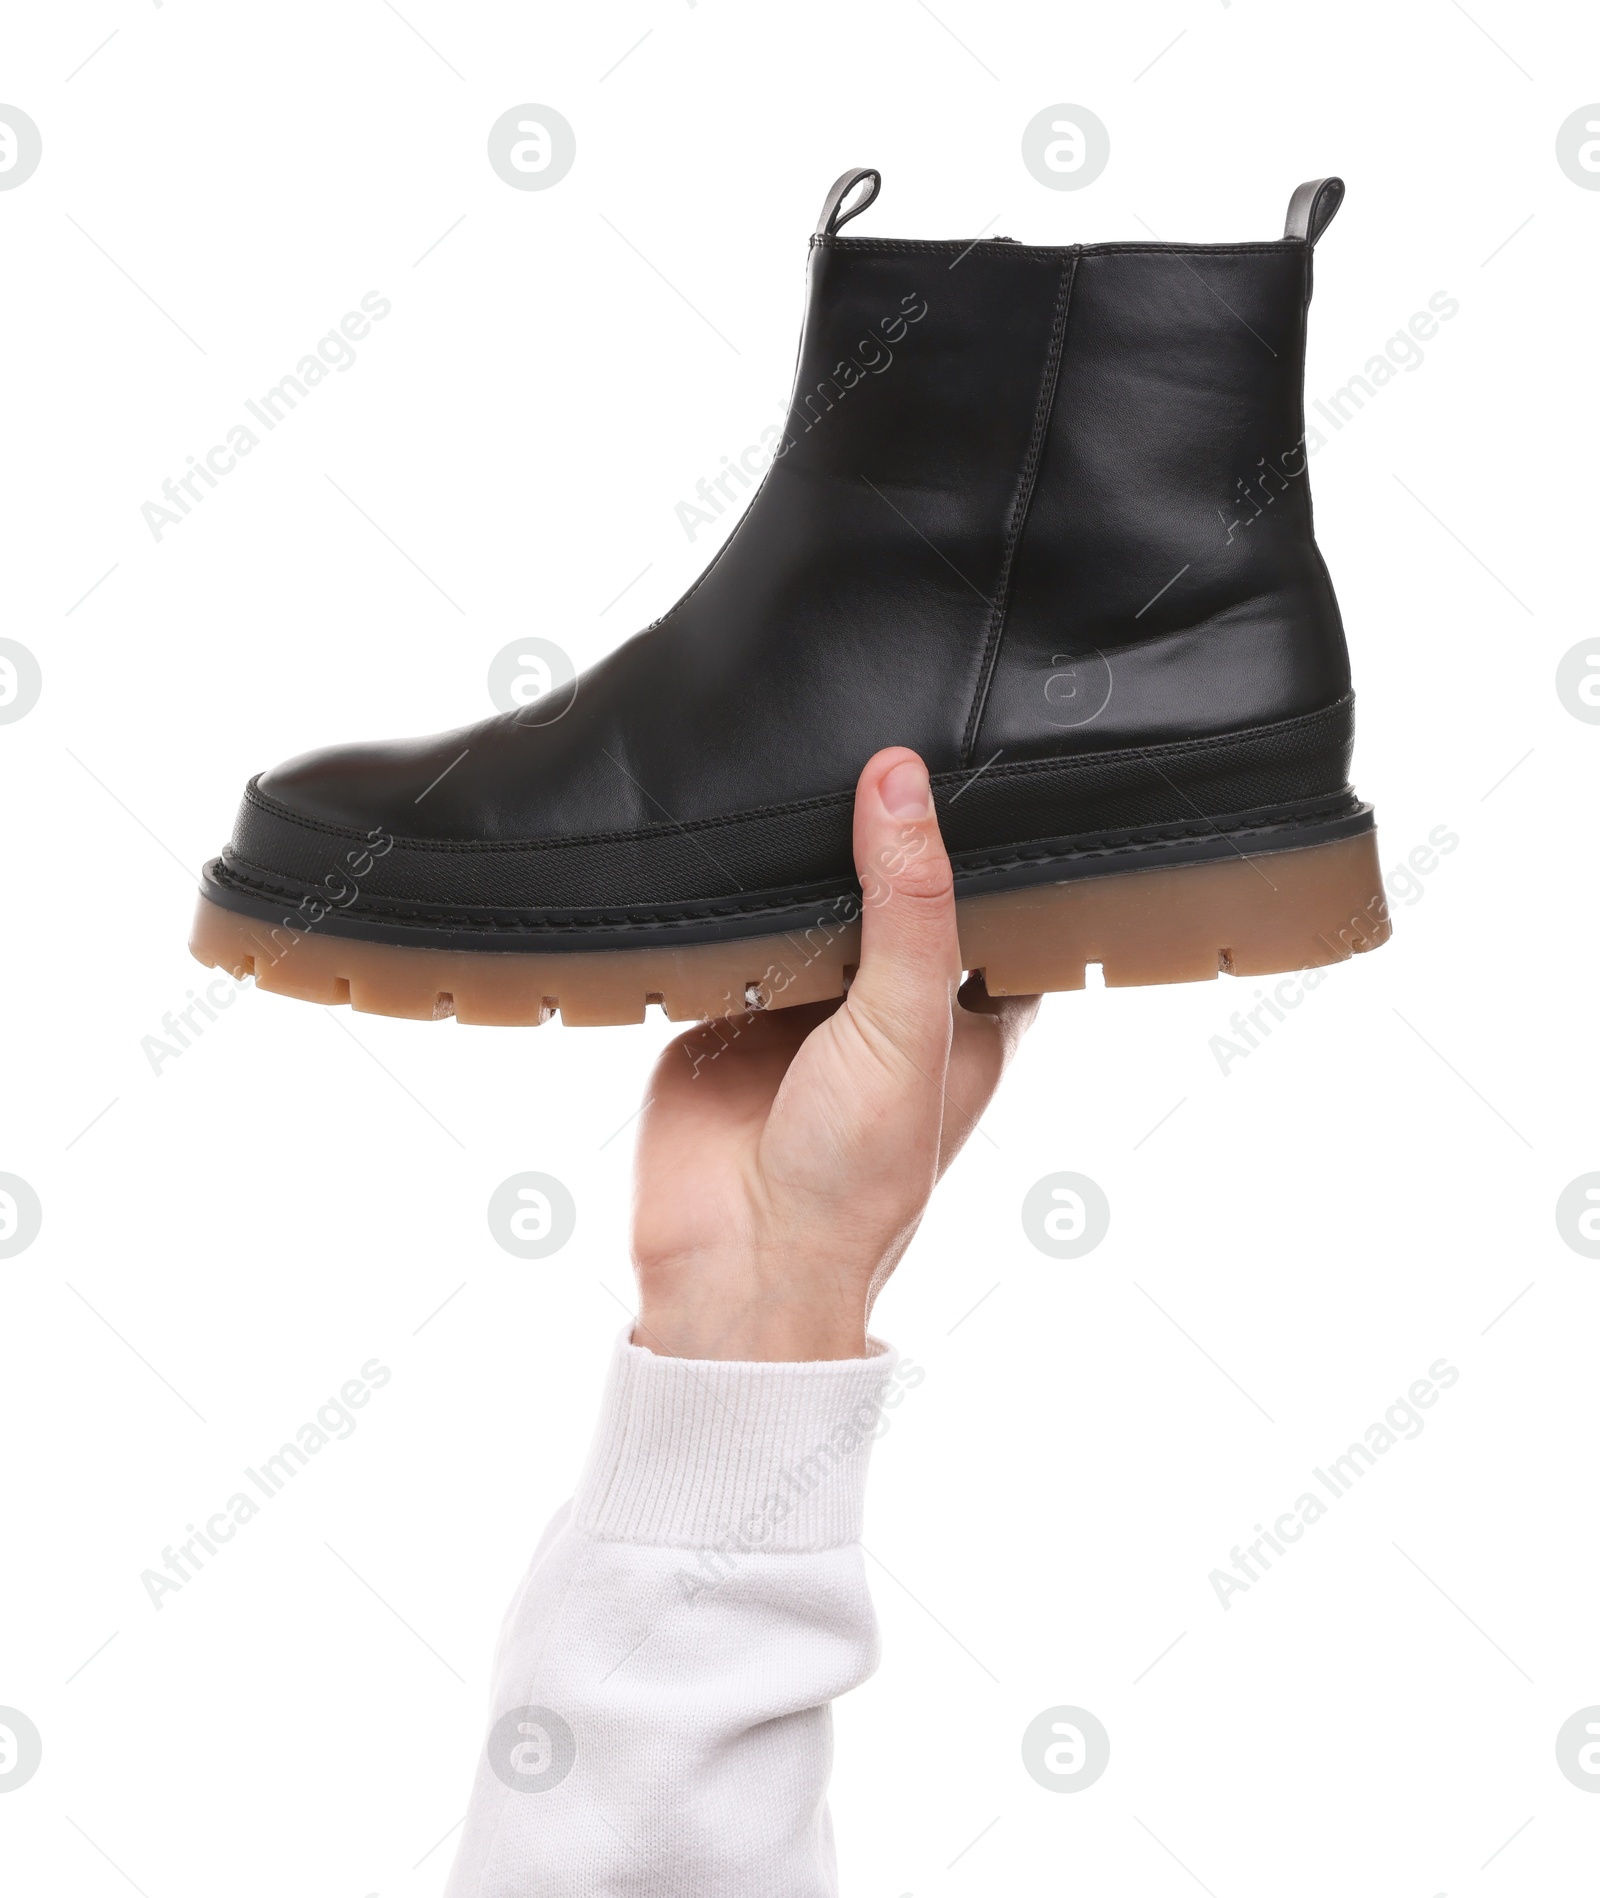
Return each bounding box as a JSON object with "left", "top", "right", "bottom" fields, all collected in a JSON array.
[{"left": 883, "top": 850, "right": 954, "bottom": 908}]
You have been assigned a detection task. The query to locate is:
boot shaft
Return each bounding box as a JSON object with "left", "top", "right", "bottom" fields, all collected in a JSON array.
[{"left": 762, "top": 176, "right": 1351, "bottom": 769}]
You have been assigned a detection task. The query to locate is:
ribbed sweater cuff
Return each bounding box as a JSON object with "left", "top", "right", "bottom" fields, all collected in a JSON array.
[{"left": 571, "top": 1329, "right": 898, "bottom": 1553}]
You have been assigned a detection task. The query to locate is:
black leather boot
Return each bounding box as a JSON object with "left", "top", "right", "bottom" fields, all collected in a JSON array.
[{"left": 191, "top": 169, "right": 1389, "bottom": 1026}]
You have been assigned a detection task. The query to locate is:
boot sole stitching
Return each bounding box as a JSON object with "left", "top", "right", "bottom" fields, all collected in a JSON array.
[{"left": 209, "top": 796, "right": 1364, "bottom": 939}]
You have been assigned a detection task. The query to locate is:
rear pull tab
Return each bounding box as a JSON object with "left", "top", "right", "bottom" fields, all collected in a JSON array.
[
  {"left": 1283, "top": 176, "right": 1345, "bottom": 245},
  {"left": 815, "top": 168, "right": 881, "bottom": 238}
]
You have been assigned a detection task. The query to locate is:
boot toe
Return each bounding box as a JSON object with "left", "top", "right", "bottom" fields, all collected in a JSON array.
[
  {"left": 256, "top": 729, "right": 479, "bottom": 836},
  {"left": 211, "top": 723, "right": 502, "bottom": 919}
]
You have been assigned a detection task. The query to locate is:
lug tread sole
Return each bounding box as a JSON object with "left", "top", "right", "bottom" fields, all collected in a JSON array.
[{"left": 187, "top": 832, "right": 1391, "bottom": 1027}]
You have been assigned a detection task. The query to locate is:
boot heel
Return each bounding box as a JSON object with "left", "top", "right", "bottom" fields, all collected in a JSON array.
[{"left": 961, "top": 831, "right": 1391, "bottom": 995}]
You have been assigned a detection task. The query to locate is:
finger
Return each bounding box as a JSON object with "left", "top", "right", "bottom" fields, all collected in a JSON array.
[
  {"left": 845, "top": 747, "right": 961, "bottom": 1071},
  {"left": 649, "top": 998, "right": 840, "bottom": 1106},
  {"left": 934, "top": 978, "right": 1040, "bottom": 1174},
  {"left": 957, "top": 971, "right": 1041, "bottom": 1052}
]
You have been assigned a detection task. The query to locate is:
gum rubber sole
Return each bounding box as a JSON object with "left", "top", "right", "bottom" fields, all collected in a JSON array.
[{"left": 188, "top": 831, "right": 1391, "bottom": 1027}]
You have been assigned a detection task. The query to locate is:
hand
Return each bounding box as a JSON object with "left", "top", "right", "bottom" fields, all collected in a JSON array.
[{"left": 630, "top": 748, "right": 1039, "bottom": 1362}]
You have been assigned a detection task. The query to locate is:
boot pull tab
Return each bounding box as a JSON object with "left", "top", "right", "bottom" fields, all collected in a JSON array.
[
  {"left": 1283, "top": 176, "right": 1344, "bottom": 245},
  {"left": 815, "top": 168, "right": 881, "bottom": 237}
]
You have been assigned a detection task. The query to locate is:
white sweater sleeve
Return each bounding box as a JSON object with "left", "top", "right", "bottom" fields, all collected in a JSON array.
[{"left": 443, "top": 1330, "right": 899, "bottom": 1898}]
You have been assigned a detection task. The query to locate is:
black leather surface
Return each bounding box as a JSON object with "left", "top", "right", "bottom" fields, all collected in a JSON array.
[
  {"left": 224, "top": 695, "right": 1353, "bottom": 910},
  {"left": 215, "top": 178, "right": 1368, "bottom": 951},
  {"left": 259, "top": 240, "right": 1069, "bottom": 838},
  {"left": 972, "top": 245, "right": 1350, "bottom": 762}
]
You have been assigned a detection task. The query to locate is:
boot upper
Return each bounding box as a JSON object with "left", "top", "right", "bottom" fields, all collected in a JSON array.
[{"left": 217, "top": 178, "right": 1361, "bottom": 939}]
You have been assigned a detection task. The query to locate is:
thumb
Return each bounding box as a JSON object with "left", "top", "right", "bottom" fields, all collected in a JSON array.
[{"left": 844, "top": 748, "right": 961, "bottom": 1067}]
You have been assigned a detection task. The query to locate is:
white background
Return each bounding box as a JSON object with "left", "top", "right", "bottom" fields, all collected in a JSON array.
[{"left": 3, "top": 3, "right": 1597, "bottom": 1894}]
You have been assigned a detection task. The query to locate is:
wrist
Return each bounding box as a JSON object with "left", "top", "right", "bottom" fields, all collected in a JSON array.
[
  {"left": 633, "top": 1297, "right": 869, "bottom": 1363},
  {"left": 633, "top": 1247, "right": 873, "bottom": 1361}
]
